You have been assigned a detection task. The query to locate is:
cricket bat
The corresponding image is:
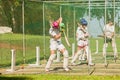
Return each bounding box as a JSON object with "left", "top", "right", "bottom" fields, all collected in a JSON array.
[{"left": 63, "top": 31, "right": 71, "bottom": 47}]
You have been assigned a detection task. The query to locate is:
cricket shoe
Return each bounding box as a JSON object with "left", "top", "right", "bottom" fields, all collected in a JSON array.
[
  {"left": 45, "top": 68, "right": 50, "bottom": 72},
  {"left": 89, "top": 63, "right": 95, "bottom": 66},
  {"left": 71, "top": 62, "right": 77, "bottom": 66},
  {"left": 64, "top": 67, "right": 69, "bottom": 71}
]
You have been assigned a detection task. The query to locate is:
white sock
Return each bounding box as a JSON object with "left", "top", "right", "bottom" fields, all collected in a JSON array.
[
  {"left": 71, "top": 50, "right": 82, "bottom": 63},
  {"left": 63, "top": 50, "right": 69, "bottom": 69},
  {"left": 45, "top": 54, "right": 56, "bottom": 69}
]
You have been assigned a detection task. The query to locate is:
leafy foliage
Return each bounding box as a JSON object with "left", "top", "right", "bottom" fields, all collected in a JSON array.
[{"left": 0, "top": 0, "right": 120, "bottom": 35}]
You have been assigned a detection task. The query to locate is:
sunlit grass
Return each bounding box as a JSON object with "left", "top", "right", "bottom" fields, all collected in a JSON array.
[
  {"left": 0, "top": 33, "right": 120, "bottom": 67},
  {"left": 1, "top": 74, "right": 120, "bottom": 80}
]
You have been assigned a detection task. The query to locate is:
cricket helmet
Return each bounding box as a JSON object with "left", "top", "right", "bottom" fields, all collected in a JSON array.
[
  {"left": 80, "top": 18, "right": 88, "bottom": 26},
  {"left": 52, "top": 21, "right": 59, "bottom": 29}
]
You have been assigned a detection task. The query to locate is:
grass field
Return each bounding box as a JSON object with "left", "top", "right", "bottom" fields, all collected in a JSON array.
[
  {"left": 0, "top": 34, "right": 120, "bottom": 67},
  {"left": 0, "top": 33, "right": 120, "bottom": 67},
  {"left": 0, "top": 74, "right": 120, "bottom": 80},
  {"left": 0, "top": 33, "right": 120, "bottom": 79}
]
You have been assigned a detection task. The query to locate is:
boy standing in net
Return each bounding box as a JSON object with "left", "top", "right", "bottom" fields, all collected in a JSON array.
[
  {"left": 45, "top": 17, "right": 69, "bottom": 72},
  {"left": 103, "top": 20, "right": 118, "bottom": 59},
  {"left": 71, "top": 18, "right": 94, "bottom": 66}
]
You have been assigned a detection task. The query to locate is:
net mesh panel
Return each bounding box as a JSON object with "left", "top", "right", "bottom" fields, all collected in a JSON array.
[
  {"left": 42, "top": 1, "right": 120, "bottom": 62},
  {"left": 0, "top": 1, "right": 120, "bottom": 68},
  {"left": 24, "top": 1, "right": 43, "bottom": 64}
]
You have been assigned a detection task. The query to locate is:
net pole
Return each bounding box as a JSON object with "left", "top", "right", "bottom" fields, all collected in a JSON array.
[
  {"left": 104, "top": 0, "right": 108, "bottom": 68},
  {"left": 22, "top": 0, "right": 25, "bottom": 64},
  {"left": 113, "top": 0, "right": 115, "bottom": 44},
  {"left": 113, "top": 0, "right": 117, "bottom": 61},
  {"left": 95, "top": 40, "right": 98, "bottom": 54},
  {"left": 73, "top": 7, "right": 76, "bottom": 44},
  {"left": 88, "top": 0, "right": 91, "bottom": 73},
  {"left": 60, "top": 5, "right": 62, "bottom": 17},
  {"left": 43, "top": 2, "right": 46, "bottom": 61}
]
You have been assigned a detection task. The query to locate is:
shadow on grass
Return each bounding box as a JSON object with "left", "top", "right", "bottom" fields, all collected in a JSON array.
[
  {"left": 0, "top": 57, "right": 45, "bottom": 68},
  {"left": 0, "top": 76, "right": 33, "bottom": 80}
]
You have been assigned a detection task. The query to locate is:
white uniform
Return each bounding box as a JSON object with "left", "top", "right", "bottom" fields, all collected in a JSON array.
[
  {"left": 76, "top": 27, "right": 87, "bottom": 61},
  {"left": 71, "top": 26, "right": 94, "bottom": 65},
  {"left": 103, "top": 24, "right": 118, "bottom": 57},
  {"left": 45, "top": 27, "right": 69, "bottom": 71},
  {"left": 76, "top": 27, "right": 88, "bottom": 48},
  {"left": 104, "top": 24, "right": 114, "bottom": 39},
  {"left": 49, "top": 27, "right": 65, "bottom": 51}
]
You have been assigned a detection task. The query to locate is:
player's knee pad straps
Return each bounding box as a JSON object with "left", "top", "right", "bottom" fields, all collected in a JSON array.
[
  {"left": 77, "top": 50, "right": 83, "bottom": 55},
  {"left": 63, "top": 50, "right": 69, "bottom": 58},
  {"left": 49, "top": 54, "right": 56, "bottom": 61}
]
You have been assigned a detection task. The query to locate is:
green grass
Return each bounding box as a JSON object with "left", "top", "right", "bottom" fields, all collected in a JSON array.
[
  {"left": 0, "top": 33, "right": 120, "bottom": 67},
  {"left": 0, "top": 34, "right": 120, "bottom": 79},
  {"left": 0, "top": 33, "right": 45, "bottom": 67},
  {"left": 0, "top": 74, "right": 120, "bottom": 80}
]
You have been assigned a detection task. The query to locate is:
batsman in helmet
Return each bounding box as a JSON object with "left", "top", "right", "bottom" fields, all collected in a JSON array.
[
  {"left": 71, "top": 18, "right": 94, "bottom": 66},
  {"left": 45, "top": 17, "right": 69, "bottom": 72}
]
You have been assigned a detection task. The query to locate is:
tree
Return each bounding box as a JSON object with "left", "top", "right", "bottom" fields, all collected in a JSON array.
[{"left": 1, "top": 0, "right": 22, "bottom": 32}]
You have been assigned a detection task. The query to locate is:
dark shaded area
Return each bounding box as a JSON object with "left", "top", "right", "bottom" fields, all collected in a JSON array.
[{"left": 0, "top": 76, "right": 33, "bottom": 80}]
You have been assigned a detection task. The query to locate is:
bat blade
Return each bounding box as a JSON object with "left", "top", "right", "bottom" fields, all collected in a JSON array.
[{"left": 63, "top": 31, "right": 71, "bottom": 47}]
